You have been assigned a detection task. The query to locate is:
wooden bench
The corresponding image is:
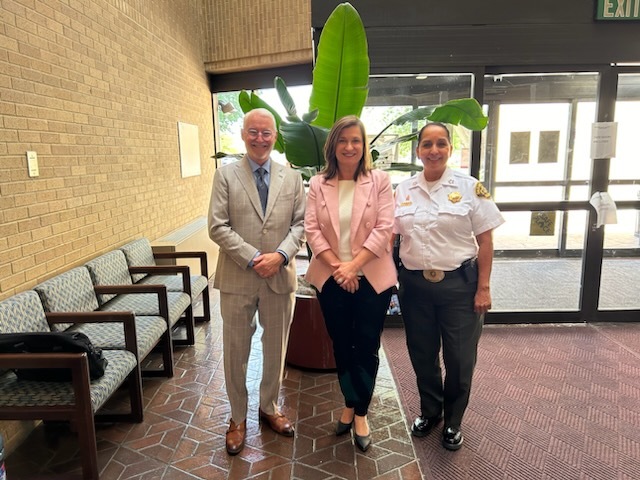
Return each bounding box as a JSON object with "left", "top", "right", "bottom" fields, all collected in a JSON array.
[
  {"left": 34, "top": 266, "right": 174, "bottom": 378},
  {"left": 0, "top": 290, "right": 143, "bottom": 480},
  {"left": 120, "top": 237, "right": 211, "bottom": 324}
]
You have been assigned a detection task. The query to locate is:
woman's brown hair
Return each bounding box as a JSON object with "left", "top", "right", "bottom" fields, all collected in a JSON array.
[{"left": 321, "top": 115, "right": 372, "bottom": 180}]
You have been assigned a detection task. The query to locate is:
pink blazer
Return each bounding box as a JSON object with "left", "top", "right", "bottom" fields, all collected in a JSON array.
[{"left": 304, "top": 169, "right": 397, "bottom": 293}]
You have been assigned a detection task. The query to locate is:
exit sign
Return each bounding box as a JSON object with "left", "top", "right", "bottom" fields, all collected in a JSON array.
[{"left": 596, "top": 0, "right": 640, "bottom": 19}]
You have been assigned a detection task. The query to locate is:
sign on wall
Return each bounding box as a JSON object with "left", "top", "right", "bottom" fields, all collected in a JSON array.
[
  {"left": 595, "top": 0, "right": 640, "bottom": 20},
  {"left": 177, "top": 122, "right": 201, "bottom": 178}
]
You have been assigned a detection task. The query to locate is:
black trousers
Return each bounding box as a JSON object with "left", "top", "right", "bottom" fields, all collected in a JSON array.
[
  {"left": 317, "top": 276, "right": 393, "bottom": 416},
  {"left": 398, "top": 267, "right": 483, "bottom": 429}
]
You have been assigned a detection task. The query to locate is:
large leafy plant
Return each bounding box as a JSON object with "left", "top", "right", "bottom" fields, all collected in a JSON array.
[{"left": 230, "top": 2, "right": 488, "bottom": 178}]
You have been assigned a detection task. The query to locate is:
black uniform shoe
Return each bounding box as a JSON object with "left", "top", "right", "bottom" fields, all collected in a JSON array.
[
  {"left": 442, "top": 426, "right": 464, "bottom": 450},
  {"left": 411, "top": 415, "right": 443, "bottom": 437}
]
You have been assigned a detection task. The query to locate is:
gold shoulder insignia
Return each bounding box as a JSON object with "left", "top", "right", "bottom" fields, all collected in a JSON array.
[{"left": 475, "top": 182, "right": 491, "bottom": 199}]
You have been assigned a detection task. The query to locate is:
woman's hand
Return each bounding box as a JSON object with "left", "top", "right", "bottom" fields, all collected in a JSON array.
[
  {"left": 340, "top": 276, "right": 360, "bottom": 293},
  {"left": 331, "top": 261, "right": 358, "bottom": 284},
  {"left": 474, "top": 286, "right": 492, "bottom": 314}
]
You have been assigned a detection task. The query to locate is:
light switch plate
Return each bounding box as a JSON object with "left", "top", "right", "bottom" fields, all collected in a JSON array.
[{"left": 26, "top": 151, "right": 39, "bottom": 177}]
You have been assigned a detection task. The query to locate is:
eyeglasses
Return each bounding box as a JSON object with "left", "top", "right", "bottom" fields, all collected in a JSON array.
[{"left": 246, "top": 129, "right": 274, "bottom": 140}]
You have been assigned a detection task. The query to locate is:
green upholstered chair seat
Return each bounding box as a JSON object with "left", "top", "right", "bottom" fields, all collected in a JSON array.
[
  {"left": 67, "top": 315, "right": 167, "bottom": 359},
  {"left": 0, "top": 349, "right": 137, "bottom": 411}
]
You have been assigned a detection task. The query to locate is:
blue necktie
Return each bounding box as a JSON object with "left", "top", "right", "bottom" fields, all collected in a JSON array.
[{"left": 255, "top": 168, "right": 268, "bottom": 213}]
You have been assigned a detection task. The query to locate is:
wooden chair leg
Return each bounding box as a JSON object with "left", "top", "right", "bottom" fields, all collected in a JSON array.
[
  {"left": 161, "top": 330, "right": 174, "bottom": 377},
  {"left": 128, "top": 366, "right": 144, "bottom": 422},
  {"left": 200, "top": 286, "right": 211, "bottom": 323},
  {"left": 75, "top": 398, "right": 99, "bottom": 479}
]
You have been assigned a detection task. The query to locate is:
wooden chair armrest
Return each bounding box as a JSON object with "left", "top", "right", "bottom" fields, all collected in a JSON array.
[
  {"left": 0, "top": 352, "right": 87, "bottom": 370},
  {"left": 128, "top": 265, "right": 189, "bottom": 275},
  {"left": 93, "top": 284, "right": 167, "bottom": 295},
  {"left": 46, "top": 311, "right": 138, "bottom": 356},
  {"left": 153, "top": 251, "right": 208, "bottom": 277},
  {"left": 0, "top": 352, "right": 91, "bottom": 384},
  {"left": 0, "top": 352, "right": 93, "bottom": 415},
  {"left": 129, "top": 265, "right": 191, "bottom": 293},
  {"left": 93, "top": 285, "right": 169, "bottom": 329}
]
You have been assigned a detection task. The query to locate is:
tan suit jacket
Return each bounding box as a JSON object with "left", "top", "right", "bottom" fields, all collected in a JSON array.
[
  {"left": 208, "top": 156, "right": 306, "bottom": 293},
  {"left": 304, "top": 169, "right": 397, "bottom": 294}
]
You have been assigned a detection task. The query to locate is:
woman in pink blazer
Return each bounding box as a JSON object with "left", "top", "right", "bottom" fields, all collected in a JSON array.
[{"left": 305, "top": 115, "right": 397, "bottom": 452}]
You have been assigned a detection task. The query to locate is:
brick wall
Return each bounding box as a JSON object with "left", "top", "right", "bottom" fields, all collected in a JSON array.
[
  {"left": 200, "top": 0, "right": 313, "bottom": 73},
  {"left": 0, "top": 0, "right": 214, "bottom": 447},
  {"left": 0, "top": 0, "right": 215, "bottom": 301}
]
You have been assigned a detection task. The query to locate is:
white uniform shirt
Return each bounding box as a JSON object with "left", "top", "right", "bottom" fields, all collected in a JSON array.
[{"left": 393, "top": 167, "right": 505, "bottom": 271}]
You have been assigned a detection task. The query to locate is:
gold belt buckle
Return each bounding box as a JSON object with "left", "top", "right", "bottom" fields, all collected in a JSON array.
[{"left": 423, "top": 269, "right": 445, "bottom": 283}]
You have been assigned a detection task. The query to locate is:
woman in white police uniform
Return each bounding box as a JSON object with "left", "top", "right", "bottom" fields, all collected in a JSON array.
[{"left": 393, "top": 122, "right": 504, "bottom": 451}]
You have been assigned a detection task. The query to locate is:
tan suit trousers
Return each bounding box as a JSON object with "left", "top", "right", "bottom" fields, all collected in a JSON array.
[{"left": 221, "top": 282, "right": 295, "bottom": 423}]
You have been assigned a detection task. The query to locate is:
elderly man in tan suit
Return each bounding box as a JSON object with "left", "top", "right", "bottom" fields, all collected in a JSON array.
[{"left": 208, "top": 108, "right": 306, "bottom": 455}]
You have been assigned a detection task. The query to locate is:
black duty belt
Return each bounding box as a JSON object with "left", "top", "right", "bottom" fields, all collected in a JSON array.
[{"left": 404, "top": 257, "right": 477, "bottom": 283}]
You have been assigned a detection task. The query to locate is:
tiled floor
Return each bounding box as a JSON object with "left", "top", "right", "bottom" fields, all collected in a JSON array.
[{"left": 5, "top": 288, "right": 422, "bottom": 479}]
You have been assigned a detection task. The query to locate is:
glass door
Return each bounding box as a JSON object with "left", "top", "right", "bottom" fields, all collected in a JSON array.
[
  {"left": 482, "top": 73, "right": 600, "bottom": 317},
  {"left": 598, "top": 72, "right": 640, "bottom": 311}
]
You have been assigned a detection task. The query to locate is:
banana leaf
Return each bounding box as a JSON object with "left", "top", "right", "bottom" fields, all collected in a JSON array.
[
  {"left": 238, "top": 90, "right": 286, "bottom": 153},
  {"left": 309, "top": 2, "right": 369, "bottom": 129},
  {"left": 279, "top": 121, "right": 329, "bottom": 171},
  {"left": 369, "top": 107, "right": 435, "bottom": 144},
  {"left": 274, "top": 77, "right": 301, "bottom": 122},
  {"left": 374, "top": 161, "right": 423, "bottom": 173},
  {"left": 428, "top": 98, "right": 488, "bottom": 131}
]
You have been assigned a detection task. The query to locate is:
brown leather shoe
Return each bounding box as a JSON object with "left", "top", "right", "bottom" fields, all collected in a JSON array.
[
  {"left": 258, "top": 408, "right": 295, "bottom": 437},
  {"left": 225, "top": 419, "right": 246, "bottom": 455}
]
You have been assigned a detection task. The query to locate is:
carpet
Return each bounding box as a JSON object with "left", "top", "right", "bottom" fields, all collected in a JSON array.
[{"left": 381, "top": 323, "right": 640, "bottom": 479}]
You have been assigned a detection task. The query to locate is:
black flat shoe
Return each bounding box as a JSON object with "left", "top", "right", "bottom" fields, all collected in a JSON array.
[
  {"left": 442, "top": 426, "right": 464, "bottom": 451},
  {"left": 411, "top": 415, "right": 443, "bottom": 437},
  {"left": 354, "top": 432, "right": 371, "bottom": 452},
  {"left": 335, "top": 420, "right": 352, "bottom": 436}
]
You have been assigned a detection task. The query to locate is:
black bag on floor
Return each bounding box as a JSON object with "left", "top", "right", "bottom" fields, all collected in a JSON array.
[{"left": 0, "top": 331, "right": 108, "bottom": 381}]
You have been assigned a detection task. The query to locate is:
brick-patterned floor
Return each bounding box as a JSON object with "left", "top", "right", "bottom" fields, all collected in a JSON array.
[{"left": 5, "top": 287, "right": 421, "bottom": 479}]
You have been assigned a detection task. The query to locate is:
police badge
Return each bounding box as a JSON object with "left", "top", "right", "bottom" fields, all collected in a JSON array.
[{"left": 448, "top": 192, "right": 462, "bottom": 203}]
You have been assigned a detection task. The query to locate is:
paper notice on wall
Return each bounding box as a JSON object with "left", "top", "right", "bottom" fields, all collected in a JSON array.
[
  {"left": 530, "top": 211, "right": 556, "bottom": 236},
  {"left": 589, "top": 191, "right": 618, "bottom": 227},
  {"left": 590, "top": 122, "right": 617, "bottom": 159}
]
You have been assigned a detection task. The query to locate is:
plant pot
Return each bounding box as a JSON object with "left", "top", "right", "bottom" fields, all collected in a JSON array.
[{"left": 286, "top": 294, "right": 336, "bottom": 371}]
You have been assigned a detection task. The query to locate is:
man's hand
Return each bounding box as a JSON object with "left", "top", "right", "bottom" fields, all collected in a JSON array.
[{"left": 253, "top": 252, "right": 284, "bottom": 278}]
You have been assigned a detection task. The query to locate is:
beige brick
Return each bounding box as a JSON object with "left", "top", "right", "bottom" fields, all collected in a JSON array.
[
  {"left": 18, "top": 130, "right": 42, "bottom": 142},
  {"left": 4, "top": 115, "right": 28, "bottom": 129},
  {"left": 24, "top": 262, "right": 49, "bottom": 282},
  {"left": 4, "top": 206, "right": 29, "bottom": 222},
  {"left": 0, "top": 264, "right": 12, "bottom": 283},
  {"left": 11, "top": 255, "right": 36, "bottom": 273},
  {"left": 45, "top": 254, "right": 67, "bottom": 272},
  {"left": 0, "top": 129, "right": 19, "bottom": 142},
  {"left": 2, "top": 245, "right": 23, "bottom": 265},
  {"left": 6, "top": 229, "right": 32, "bottom": 248},
  {"left": 21, "top": 239, "right": 45, "bottom": 256},
  {"left": 18, "top": 215, "right": 43, "bottom": 234},
  {"left": 31, "top": 225, "right": 53, "bottom": 241}
]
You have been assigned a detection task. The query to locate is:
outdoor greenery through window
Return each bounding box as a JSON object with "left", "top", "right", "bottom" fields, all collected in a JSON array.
[{"left": 215, "top": 73, "right": 474, "bottom": 185}]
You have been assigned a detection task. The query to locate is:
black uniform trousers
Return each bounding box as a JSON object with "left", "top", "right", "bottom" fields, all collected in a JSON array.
[
  {"left": 317, "top": 276, "right": 393, "bottom": 416},
  {"left": 398, "top": 267, "right": 483, "bottom": 429}
]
